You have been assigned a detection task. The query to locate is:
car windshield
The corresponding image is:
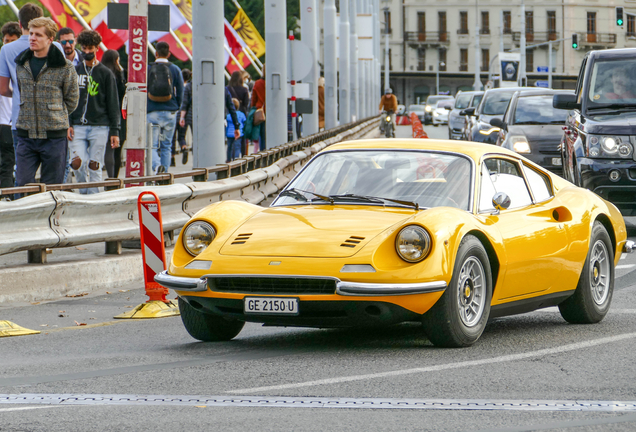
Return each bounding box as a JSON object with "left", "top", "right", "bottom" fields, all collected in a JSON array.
[
  {"left": 409, "top": 104, "right": 424, "bottom": 112},
  {"left": 426, "top": 96, "right": 451, "bottom": 106},
  {"left": 513, "top": 95, "right": 569, "bottom": 125},
  {"left": 587, "top": 59, "right": 636, "bottom": 109},
  {"left": 455, "top": 93, "right": 472, "bottom": 109},
  {"left": 471, "top": 94, "right": 483, "bottom": 107},
  {"left": 437, "top": 100, "right": 454, "bottom": 109},
  {"left": 481, "top": 90, "right": 516, "bottom": 115},
  {"left": 275, "top": 151, "right": 473, "bottom": 211}
]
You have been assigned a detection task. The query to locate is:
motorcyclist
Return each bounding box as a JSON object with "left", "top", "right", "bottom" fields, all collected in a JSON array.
[{"left": 379, "top": 88, "right": 397, "bottom": 134}]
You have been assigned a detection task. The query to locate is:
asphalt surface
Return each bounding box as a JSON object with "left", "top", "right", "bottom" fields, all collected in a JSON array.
[{"left": 2, "top": 124, "right": 636, "bottom": 431}]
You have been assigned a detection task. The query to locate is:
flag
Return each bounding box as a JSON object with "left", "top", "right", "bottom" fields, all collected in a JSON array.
[
  {"left": 39, "top": 0, "right": 84, "bottom": 35},
  {"left": 231, "top": 8, "right": 265, "bottom": 58},
  {"left": 172, "top": 0, "right": 191, "bottom": 23},
  {"left": 149, "top": 0, "right": 192, "bottom": 62},
  {"left": 224, "top": 19, "right": 251, "bottom": 74}
]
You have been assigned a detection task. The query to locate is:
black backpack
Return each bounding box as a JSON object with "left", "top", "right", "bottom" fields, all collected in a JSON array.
[{"left": 148, "top": 62, "right": 173, "bottom": 102}]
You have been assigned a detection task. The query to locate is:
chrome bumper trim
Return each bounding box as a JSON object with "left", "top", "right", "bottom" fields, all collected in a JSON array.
[
  {"left": 624, "top": 240, "right": 635, "bottom": 254},
  {"left": 154, "top": 271, "right": 208, "bottom": 292},
  {"left": 336, "top": 280, "right": 447, "bottom": 296}
]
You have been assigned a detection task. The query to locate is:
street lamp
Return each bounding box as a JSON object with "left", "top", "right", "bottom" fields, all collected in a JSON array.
[{"left": 436, "top": 61, "right": 446, "bottom": 95}]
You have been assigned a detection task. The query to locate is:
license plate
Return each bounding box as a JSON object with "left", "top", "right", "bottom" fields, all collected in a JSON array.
[
  {"left": 552, "top": 158, "right": 562, "bottom": 166},
  {"left": 244, "top": 297, "right": 299, "bottom": 315}
]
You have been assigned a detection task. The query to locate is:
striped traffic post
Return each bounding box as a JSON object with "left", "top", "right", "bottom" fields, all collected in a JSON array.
[{"left": 114, "top": 191, "right": 179, "bottom": 319}]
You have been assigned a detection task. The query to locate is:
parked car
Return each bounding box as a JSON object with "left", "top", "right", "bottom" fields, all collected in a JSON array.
[
  {"left": 554, "top": 48, "right": 636, "bottom": 216},
  {"left": 424, "top": 95, "right": 454, "bottom": 125},
  {"left": 156, "top": 138, "right": 631, "bottom": 348},
  {"left": 449, "top": 91, "right": 483, "bottom": 140},
  {"left": 466, "top": 87, "right": 533, "bottom": 144},
  {"left": 408, "top": 104, "right": 426, "bottom": 121},
  {"left": 432, "top": 99, "right": 454, "bottom": 126},
  {"left": 492, "top": 89, "right": 573, "bottom": 176}
]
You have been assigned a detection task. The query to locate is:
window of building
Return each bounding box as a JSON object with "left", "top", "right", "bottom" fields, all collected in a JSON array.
[
  {"left": 481, "top": 48, "right": 489, "bottom": 72},
  {"left": 481, "top": 11, "right": 490, "bottom": 34},
  {"left": 459, "top": 11, "right": 468, "bottom": 34},
  {"left": 547, "top": 11, "right": 557, "bottom": 38},
  {"left": 503, "top": 11, "right": 511, "bottom": 34},
  {"left": 526, "top": 49, "right": 534, "bottom": 72},
  {"left": 417, "top": 48, "right": 426, "bottom": 71},
  {"left": 439, "top": 49, "right": 447, "bottom": 71},
  {"left": 460, "top": 49, "right": 468, "bottom": 71},
  {"left": 418, "top": 12, "right": 426, "bottom": 33},
  {"left": 525, "top": 11, "right": 534, "bottom": 42},
  {"left": 385, "top": 10, "right": 392, "bottom": 34},
  {"left": 628, "top": 14, "right": 636, "bottom": 36},
  {"left": 439, "top": 11, "right": 447, "bottom": 42},
  {"left": 587, "top": 12, "right": 596, "bottom": 34}
]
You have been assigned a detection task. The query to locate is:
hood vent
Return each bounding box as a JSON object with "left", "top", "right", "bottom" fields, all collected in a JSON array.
[
  {"left": 231, "top": 233, "right": 252, "bottom": 245},
  {"left": 340, "top": 236, "right": 365, "bottom": 248}
]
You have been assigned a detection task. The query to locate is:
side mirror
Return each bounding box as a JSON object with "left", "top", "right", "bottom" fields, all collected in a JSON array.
[
  {"left": 490, "top": 118, "right": 505, "bottom": 129},
  {"left": 492, "top": 192, "right": 511, "bottom": 212},
  {"left": 553, "top": 94, "right": 580, "bottom": 110},
  {"left": 462, "top": 107, "right": 476, "bottom": 116}
]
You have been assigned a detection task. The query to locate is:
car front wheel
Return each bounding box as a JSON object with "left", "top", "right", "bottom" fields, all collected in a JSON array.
[
  {"left": 422, "top": 235, "right": 492, "bottom": 347},
  {"left": 179, "top": 297, "right": 245, "bottom": 341},
  {"left": 559, "top": 222, "right": 614, "bottom": 324}
]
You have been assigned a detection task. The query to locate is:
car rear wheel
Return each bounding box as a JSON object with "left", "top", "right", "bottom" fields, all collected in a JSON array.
[
  {"left": 179, "top": 297, "right": 245, "bottom": 341},
  {"left": 559, "top": 222, "right": 614, "bottom": 324},
  {"left": 422, "top": 235, "right": 492, "bottom": 348}
]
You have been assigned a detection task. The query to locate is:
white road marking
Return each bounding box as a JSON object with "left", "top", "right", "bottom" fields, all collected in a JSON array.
[
  {"left": 616, "top": 264, "right": 636, "bottom": 270},
  {"left": 227, "top": 332, "right": 636, "bottom": 394},
  {"left": 0, "top": 406, "right": 56, "bottom": 412},
  {"left": 621, "top": 253, "right": 627, "bottom": 260}
]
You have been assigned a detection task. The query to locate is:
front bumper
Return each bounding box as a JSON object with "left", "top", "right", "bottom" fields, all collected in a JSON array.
[
  {"left": 579, "top": 158, "right": 636, "bottom": 215},
  {"left": 155, "top": 271, "right": 447, "bottom": 297}
]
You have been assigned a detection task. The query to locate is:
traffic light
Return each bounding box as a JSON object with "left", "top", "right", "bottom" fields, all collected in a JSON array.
[
  {"left": 617, "top": 7, "right": 624, "bottom": 26},
  {"left": 572, "top": 33, "right": 578, "bottom": 49}
]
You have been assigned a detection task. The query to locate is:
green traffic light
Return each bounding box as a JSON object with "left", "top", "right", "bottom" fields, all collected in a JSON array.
[
  {"left": 618, "top": 19, "right": 624, "bottom": 26},
  {"left": 572, "top": 43, "right": 578, "bottom": 48}
]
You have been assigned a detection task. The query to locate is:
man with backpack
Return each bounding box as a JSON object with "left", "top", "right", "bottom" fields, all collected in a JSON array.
[{"left": 147, "top": 41, "right": 183, "bottom": 174}]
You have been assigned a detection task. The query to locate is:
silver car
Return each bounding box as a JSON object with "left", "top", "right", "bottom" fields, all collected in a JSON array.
[
  {"left": 408, "top": 104, "right": 426, "bottom": 121},
  {"left": 448, "top": 91, "right": 483, "bottom": 140}
]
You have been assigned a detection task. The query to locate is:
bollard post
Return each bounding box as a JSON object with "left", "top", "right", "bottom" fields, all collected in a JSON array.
[{"left": 114, "top": 191, "right": 179, "bottom": 319}]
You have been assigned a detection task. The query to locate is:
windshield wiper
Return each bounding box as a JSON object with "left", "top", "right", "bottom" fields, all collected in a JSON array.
[
  {"left": 279, "top": 188, "right": 334, "bottom": 204},
  {"left": 588, "top": 104, "right": 636, "bottom": 112},
  {"left": 330, "top": 194, "right": 420, "bottom": 210}
]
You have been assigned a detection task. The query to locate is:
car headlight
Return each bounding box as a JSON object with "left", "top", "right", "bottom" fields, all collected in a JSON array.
[
  {"left": 395, "top": 225, "right": 431, "bottom": 263},
  {"left": 506, "top": 135, "right": 531, "bottom": 153},
  {"left": 433, "top": 112, "right": 439, "bottom": 117},
  {"left": 588, "top": 135, "right": 632, "bottom": 158},
  {"left": 183, "top": 221, "right": 216, "bottom": 256},
  {"left": 425, "top": 106, "right": 432, "bottom": 112}
]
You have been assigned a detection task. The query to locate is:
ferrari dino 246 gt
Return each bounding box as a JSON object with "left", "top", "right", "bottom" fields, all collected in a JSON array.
[{"left": 156, "top": 139, "right": 633, "bottom": 347}]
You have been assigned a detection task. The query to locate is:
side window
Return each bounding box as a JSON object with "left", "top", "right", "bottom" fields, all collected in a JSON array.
[
  {"left": 483, "top": 159, "right": 532, "bottom": 210},
  {"left": 479, "top": 163, "right": 496, "bottom": 212},
  {"left": 522, "top": 165, "right": 553, "bottom": 203},
  {"left": 575, "top": 58, "right": 587, "bottom": 104}
]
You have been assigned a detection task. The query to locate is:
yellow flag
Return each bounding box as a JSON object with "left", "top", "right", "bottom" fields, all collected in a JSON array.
[
  {"left": 231, "top": 8, "right": 266, "bottom": 58},
  {"left": 172, "top": 0, "right": 192, "bottom": 23},
  {"left": 63, "top": 0, "right": 109, "bottom": 23}
]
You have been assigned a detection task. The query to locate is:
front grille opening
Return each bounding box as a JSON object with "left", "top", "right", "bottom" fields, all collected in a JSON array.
[
  {"left": 341, "top": 236, "right": 365, "bottom": 248},
  {"left": 232, "top": 233, "right": 253, "bottom": 245},
  {"left": 210, "top": 277, "right": 337, "bottom": 295},
  {"left": 608, "top": 191, "right": 636, "bottom": 203}
]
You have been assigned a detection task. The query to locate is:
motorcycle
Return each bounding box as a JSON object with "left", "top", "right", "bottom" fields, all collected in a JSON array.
[{"left": 381, "top": 110, "right": 395, "bottom": 138}]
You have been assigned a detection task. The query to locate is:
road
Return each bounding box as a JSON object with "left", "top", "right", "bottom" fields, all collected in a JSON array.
[{"left": 2, "top": 124, "right": 636, "bottom": 431}]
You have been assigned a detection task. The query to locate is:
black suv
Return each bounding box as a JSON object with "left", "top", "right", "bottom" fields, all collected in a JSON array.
[{"left": 554, "top": 48, "right": 636, "bottom": 216}]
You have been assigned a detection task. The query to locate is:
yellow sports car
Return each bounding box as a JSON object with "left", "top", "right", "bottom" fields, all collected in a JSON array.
[{"left": 156, "top": 139, "right": 633, "bottom": 347}]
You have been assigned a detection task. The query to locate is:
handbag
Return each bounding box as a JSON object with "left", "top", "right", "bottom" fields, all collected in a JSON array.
[{"left": 254, "top": 108, "right": 266, "bottom": 125}]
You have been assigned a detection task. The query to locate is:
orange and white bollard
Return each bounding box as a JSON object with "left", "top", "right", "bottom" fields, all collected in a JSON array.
[{"left": 114, "top": 191, "right": 179, "bottom": 319}]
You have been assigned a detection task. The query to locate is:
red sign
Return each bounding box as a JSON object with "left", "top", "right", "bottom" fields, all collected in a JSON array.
[
  {"left": 125, "top": 149, "right": 145, "bottom": 187},
  {"left": 128, "top": 15, "right": 148, "bottom": 84}
]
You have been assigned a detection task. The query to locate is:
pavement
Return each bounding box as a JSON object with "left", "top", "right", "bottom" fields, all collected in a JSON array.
[{"left": 0, "top": 127, "right": 382, "bottom": 306}]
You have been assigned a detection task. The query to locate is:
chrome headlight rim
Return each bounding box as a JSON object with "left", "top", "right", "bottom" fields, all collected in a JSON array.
[
  {"left": 182, "top": 221, "right": 216, "bottom": 256},
  {"left": 395, "top": 225, "right": 432, "bottom": 263},
  {"left": 588, "top": 135, "right": 633, "bottom": 158}
]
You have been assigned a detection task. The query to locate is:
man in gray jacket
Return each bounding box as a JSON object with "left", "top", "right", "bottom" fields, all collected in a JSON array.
[{"left": 14, "top": 17, "right": 78, "bottom": 188}]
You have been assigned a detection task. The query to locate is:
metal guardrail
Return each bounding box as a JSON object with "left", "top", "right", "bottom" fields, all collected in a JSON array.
[{"left": 0, "top": 117, "right": 380, "bottom": 263}]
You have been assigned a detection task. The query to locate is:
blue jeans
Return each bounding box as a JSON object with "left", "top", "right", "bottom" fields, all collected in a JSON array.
[
  {"left": 226, "top": 136, "right": 243, "bottom": 162},
  {"left": 148, "top": 110, "right": 178, "bottom": 172},
  {"left": 68, "top": 125, "right": 109, "bottom": 194}
]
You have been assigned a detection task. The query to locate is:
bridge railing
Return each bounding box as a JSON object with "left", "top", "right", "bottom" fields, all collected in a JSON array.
[{"left": 0, "top": 117, "right": 380, "bottom": 263}]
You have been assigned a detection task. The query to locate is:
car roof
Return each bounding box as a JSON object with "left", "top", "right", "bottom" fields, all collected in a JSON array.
[
  {"left": 483, "top": 86, "right": 529, "bottom": 94},
  {"left": 326, "top": 139, "right": 521, "bottom": 162},
  {"left": 588, "top": 48, "right": 636, "bottom": 60},
  {"left": 514, "top": 89, "right": 574, "bottom": 97}
]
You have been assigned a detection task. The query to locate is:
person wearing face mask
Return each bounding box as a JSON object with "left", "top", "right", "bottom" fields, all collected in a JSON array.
[{"left": 67, "top": 30, "right": 120, "bottom": 194}]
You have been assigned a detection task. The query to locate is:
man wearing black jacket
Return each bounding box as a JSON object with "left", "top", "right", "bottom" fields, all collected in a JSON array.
[{"left": 67, "top": 30, "right": 119, "bottom": 194}]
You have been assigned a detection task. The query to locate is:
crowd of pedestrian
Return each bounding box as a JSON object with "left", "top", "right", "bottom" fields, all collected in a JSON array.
[{"left": 0, "top": 2, "right": 275, "bottom": 200}]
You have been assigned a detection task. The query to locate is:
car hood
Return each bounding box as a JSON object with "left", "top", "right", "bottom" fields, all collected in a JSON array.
[
  {"left": 583, "top": 113, "right": 636, "bottom": 135},
  {"left": 477, "top": 114, "right": 501, "bottom": 125},
  {"left": 508, "top": 124, "right": 564, "bottom": 142},
  {"left": 219, "top": 205, "right": 414, "bottom": 258}
]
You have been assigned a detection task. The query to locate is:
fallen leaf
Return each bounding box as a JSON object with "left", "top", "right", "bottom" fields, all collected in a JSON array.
[
  {"left": 106, "top": 292, "right": 111, "bottom": 294},
  {"left": 126, "top": 305, "right": 134, "bottom": 308},
  {"left": 40, "top": 324, "right": 48, "bottom": 327},
  {"left": 89, "top": 317, "right": 96, "bottom": 320},
  {"left": 66, "top": 293, "right": 88, "bottom": 298},
  {"left": 75, "top": 247, "right": 86, "bottom": 250},
  {"left": 58, "top": 314, "right": 66, "bottom": 317},
  {"left": 119, "top": 290, "right": 129, "bottom": 293},
  {"left": 59, "top": 310, "right": 65, "bottom": 313},
  {"left": 74, "top": 321, "right": 87, "bottom": 326},
  {"left": 31, "top": 302, "right": 40, "bottom": 305}
]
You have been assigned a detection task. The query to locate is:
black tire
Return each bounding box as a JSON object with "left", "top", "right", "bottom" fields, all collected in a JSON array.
[
  {"left": 179, "top": 297, "right": 245, "bottom": 341},
  {"left": 385, "top": 123, "right": 393, "bottom": 138},
  {"left": 559, "top": 222, "right": 614, "bottom": 324},
  {"left": 422, "top": 235, "right": 493, "bottom": 348}
]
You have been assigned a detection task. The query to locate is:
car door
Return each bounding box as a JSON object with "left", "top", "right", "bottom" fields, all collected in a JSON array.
[{"left": 476, "top": 157, "right": 570, "bottom": 301}]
